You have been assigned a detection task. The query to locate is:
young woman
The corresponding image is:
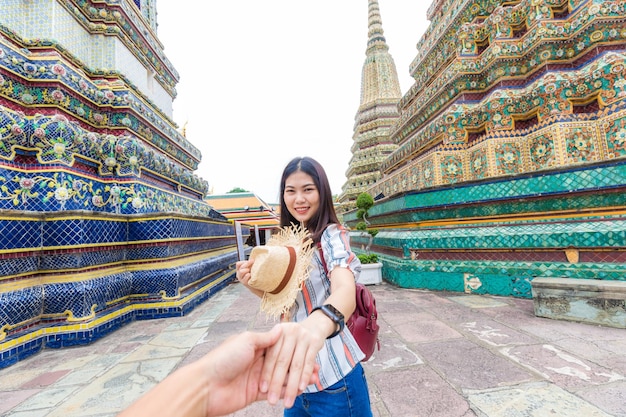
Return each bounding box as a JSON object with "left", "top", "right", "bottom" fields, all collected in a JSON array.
[{"left": 236, "top": 156, "right": 373, "bottom": 417}]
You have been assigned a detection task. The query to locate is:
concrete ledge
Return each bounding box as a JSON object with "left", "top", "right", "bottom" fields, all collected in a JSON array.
[{"left": 531, "top": 278, "right": 626, "bottom": 328}]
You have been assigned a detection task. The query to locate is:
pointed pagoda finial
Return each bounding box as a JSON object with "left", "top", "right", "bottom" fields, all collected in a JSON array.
[
  {"left": 367, "top": 0, "right": 389, "bottom": 53},
  {"left": 359, "top": 0, "right": 401, "bottom": 105},
  {"left": 337, "top": 0, "right": 401, "bottom": 208},
  {"left": 181, "top": 120, "right": 188, "bottom": 138}
]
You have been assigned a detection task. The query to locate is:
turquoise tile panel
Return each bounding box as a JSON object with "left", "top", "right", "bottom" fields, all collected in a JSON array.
[
  {"left": 465, "top": 273, "right": 514, "bottom": 297},
  {"left": 345, "top": 161, "right": 626, "bottom": 226},
  {"left": 378, "top": 253, "right": 626, "bottom": 299},
  {"left": 369, "top": 217, "right": 626, "bottom": 251}
]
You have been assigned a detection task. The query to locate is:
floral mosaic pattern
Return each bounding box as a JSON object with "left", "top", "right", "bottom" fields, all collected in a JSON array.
[
  {"left": 368, "top": 0, "right": 626, "bottom": 201},
  {"left": 373, "top": 74, "right": 626, "bottom": 198},
  {"left": 387, "top": 0, "right": 626, "bottom": 171},
  {"left": 0, "top": 167, "right": 222, "bottom": 217},
  {"left": 385, "top": 51, "right": 626, "bottom": 176},
  {"left": 0, "top": 0, "right": 238, "bottom": 371},
  {"left": 343, "top": 0, "right": 626, "bottom": 311},
  {"left": 495, "top": 142, "right": 522, "bottom": 175},
  {"left": 371, "top": 106, "right": 626, "bottom": 198},
  {"left": 603, "top": 116, "right": 626, "bottom": 158},
  {"left": 564, "top": 125, "right": 598, "bottom": 164},
  {"left": 422, "top": 158, "right": 436, "bottom": 189},
  {"left": 0, "top": 41, "right": 199, "bottom": 170},
  {"left": 469, "top": 147, "right": 488, "bottom": 180},
  {"left": 401, "top": 0, "right": 626, "bottom": 137},
  {"left": 410, "top": 165, "right": 420, "bottom": 189},
  {"left": 440, "top": 154, "right": 464, "bottom": 184},
  {"left": 0, "top": 108, "right": 208, "bottom": 196},
  {"left": 528, "top": 134, "right": 556, "bottom": 170}
]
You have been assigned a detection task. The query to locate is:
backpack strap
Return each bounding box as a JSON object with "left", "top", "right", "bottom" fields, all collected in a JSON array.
[{"left": 316, "top": 242, "right": 328, "bottom": 276}]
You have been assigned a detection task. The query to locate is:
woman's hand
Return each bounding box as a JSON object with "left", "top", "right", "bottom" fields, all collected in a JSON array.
[
  {"left": 235, "top": 258, "right": 253, "bottom": 286},
  {"left": 235, "top": 258, "right": 264, "bottom": 297},
  {"left": 260, "top": 320, "right": 328, "bottom": 408}
]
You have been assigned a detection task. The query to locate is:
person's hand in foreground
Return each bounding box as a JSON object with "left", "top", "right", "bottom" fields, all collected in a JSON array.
[
  {"left": 261, "top": 267, "right": 357, "bottom": 408},
  {"left": 118, "top": 325, "right": 318, "bottom": 417}
]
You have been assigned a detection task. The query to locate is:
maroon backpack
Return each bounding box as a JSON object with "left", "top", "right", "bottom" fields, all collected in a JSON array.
[{"left": 318, "top": 246, "right": 380, "bottom": 361}]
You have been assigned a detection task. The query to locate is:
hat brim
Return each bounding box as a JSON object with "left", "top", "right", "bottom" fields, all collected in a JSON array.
[{"left": 259, "top": 224, "right": 313, "bottom": 319}]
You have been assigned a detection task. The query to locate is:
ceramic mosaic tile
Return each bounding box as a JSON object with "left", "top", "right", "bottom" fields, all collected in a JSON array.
[
  {"left": 0, "top": 1, "right": 243, "bottom": 369},
  {"left": 345, "top": 0, "right": 626, "bottom": 309}
]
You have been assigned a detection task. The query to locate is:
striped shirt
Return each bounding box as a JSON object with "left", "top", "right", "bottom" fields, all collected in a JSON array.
[{"left": 290, "top": 223, "right": 365, "bottom": 393}]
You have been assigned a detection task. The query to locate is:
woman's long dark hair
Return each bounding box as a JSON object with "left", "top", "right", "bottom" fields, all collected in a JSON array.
[{"left": 279, "top": 156, "right": 339, "bottom": 243}]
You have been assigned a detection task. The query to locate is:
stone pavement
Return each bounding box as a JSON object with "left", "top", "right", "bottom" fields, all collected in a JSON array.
[{"left": 0, "top": 281, "right": 624, "bottom": 417}]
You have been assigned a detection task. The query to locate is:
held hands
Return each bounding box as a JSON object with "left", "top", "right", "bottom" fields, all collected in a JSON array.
[
  {"left": 235, "top": 258, "right": 325, "bottom": 408},
  {"left": 235, "top": 260, "right": 335, "bottom": 409},
  {"left": 118, "top": 325, "right": 319, "bottom": 417},
  {"left": 260, "top": 320, "right": 329, "bottom": 408},
  {"left": 258, "top": 270, "right": 357, "bottom": 408},
  {"left": 202, "top": 325, "right": 303, "bottom": 416},
  {"left": 199, "top": 325, "right": 320, "bottom": 416},
  {"left": 201, "top": 323, "right": 323, "bottom": 415}
]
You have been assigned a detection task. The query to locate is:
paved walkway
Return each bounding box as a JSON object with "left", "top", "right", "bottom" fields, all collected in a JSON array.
[{"left": 0, "top": 281, "right": 624, "bottom": 417}]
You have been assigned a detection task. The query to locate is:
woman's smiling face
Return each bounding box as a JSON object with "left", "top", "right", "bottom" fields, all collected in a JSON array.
[{"left": 283, "top": 170, "right": 319, "bottom": 227}]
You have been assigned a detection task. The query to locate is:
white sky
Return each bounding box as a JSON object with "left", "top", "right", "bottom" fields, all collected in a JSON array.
[{"left": 156, "top": 1, "right": 431, "bottom": 204}]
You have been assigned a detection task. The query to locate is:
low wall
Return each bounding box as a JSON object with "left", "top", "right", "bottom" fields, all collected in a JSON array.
[{"left": 531, "top": 277, "right": 626, "bottom": 328}]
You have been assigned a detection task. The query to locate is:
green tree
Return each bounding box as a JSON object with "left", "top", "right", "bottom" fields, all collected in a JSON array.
[
  {"left": 355, "top": 192, "right": 378, "bottom": 262},
  {"left": 227, "top": 187, "right": 248, "bottom": 193}
]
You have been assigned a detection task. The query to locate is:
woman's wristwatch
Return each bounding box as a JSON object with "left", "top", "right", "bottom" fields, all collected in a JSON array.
[{"left": 311, "top": 304, "right": 345, "bottom": 339}]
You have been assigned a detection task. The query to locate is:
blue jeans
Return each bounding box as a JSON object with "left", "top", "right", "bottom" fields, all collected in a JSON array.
[{"left": 284, "top": 363, "right": 373, "bottom": 417}]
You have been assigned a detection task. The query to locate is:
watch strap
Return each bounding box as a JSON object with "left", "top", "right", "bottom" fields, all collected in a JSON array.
[{"left": 311, "top": 304, "right": 344, "bottom": 339}]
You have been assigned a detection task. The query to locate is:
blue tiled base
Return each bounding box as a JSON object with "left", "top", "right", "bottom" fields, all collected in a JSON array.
[
  {"left": 0, "top": 271, "right": 236, "bottom": 369},
  {"left": 44, "top": 310, "right": 136, "bottom": 349},
  {"left": 0, "top": 338, "right": 43, "bottom": 369}
]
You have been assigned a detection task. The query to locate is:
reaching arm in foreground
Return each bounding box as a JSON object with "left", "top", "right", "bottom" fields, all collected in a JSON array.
[{"left": 118, "top": 325, "right": 318, "bottom": 417}]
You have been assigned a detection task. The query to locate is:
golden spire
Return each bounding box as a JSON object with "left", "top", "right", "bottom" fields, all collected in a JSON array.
[
  {"left": 182, "top": 120, "right": 188, "bottom": 138},
  {"left": 360, "top": 0, "right": 402, "bottom": 106}
]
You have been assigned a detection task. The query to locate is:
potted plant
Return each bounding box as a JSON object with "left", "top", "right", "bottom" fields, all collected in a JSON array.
[{"left": 355, "top": 192, "right": 383, "bottom": 285}]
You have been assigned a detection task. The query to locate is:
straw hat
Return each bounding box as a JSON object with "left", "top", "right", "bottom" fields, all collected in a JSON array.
[{"left": 248, "top": 224, "right": 314, "bottom": 319}]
